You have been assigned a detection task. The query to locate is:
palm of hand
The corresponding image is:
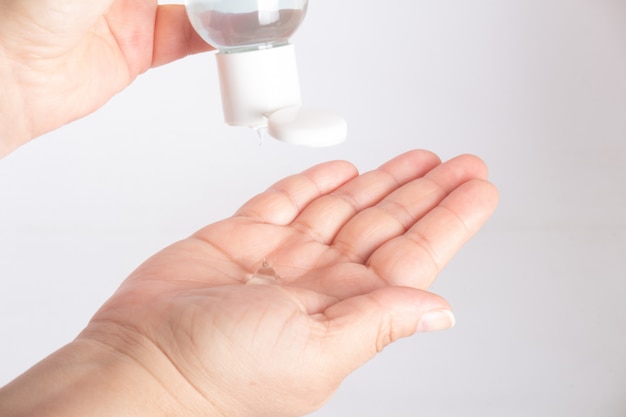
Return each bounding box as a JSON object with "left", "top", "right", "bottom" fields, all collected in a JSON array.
[
  {"left": 82, "top": 151, "right": 497, "bottom": 417},
  {"left": 0, "top": 1, "right": 207, "bottom": 142}
]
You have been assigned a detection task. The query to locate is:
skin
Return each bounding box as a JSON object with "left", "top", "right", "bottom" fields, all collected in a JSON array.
[
  {"left": 0, "top": 150, "right": 498, "bottom": 416},
  {"left": 0, "top": 1, "right": 499, "bottom": 416},
  {"left": 0, "top": 0, "right": 210, "bottom": 157}
]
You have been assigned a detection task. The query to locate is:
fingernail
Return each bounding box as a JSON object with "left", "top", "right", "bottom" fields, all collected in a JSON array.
[{"left": 416, "top": 309, "right": 456, "bottom": 332}]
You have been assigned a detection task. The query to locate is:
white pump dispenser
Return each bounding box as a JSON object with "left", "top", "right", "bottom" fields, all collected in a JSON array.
[{"left": 185, "top": 0, "right": 346, "bottom": 146}]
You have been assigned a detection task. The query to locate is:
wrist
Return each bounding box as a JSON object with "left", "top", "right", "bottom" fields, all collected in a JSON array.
[{"left": 0, "top": 327, "right": 215, "bottom": 417}]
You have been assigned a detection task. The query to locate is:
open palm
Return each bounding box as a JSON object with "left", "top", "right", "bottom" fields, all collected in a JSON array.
[
  {"left": 0, "top": 0, "right": 209, "bottom": 154},
  {"left": 82, "top": 150, "right": 498, "bottom": 417}
]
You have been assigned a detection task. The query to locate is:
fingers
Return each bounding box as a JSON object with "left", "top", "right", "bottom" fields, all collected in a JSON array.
[
  {"left": 297, "top": 173, "right": 497, "bottom": 300},
  {"left": 235, "top": 160, "right": 359, "bottom": 225},
  {"left": 331, "top": 154, "right": 489, "bottom": 263},
  {"left": 319, "top": 286, "right": 454, "bottom": 373},
  {"left": 290, "top": 150, "right": 441, "bottom": 244},
  {"left": 152, "top": 5, "right": 213, "bottom": 67},
  {"left": 367, "top": 178, "right": 499, "bottom": 289}
]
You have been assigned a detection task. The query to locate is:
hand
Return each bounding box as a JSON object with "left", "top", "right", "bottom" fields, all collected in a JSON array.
[
  {"left": 0, "top": 150, "right": 497, "bottom": 417},
  {"left": 70, "top": 150, "right": 496, "bottom": 417},
  {"left": 0, "top": 0, "right": 210, "bottom": 157}
]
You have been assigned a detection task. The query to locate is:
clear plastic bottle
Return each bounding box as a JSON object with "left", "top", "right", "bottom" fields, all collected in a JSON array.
[
  {"left": 185, "top": 0, "right": 346, "bottom": 147},
  {"left": 185, "top": 0, "right": 308, "bottom": 52}
]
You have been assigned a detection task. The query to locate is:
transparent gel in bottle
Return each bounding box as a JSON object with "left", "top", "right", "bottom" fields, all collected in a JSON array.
[
  {"left": 185, "top": 0, "right": 347, "bottom": 147},
  {"left": 186, "top": 0, "right": 307, "bottom": 52}
]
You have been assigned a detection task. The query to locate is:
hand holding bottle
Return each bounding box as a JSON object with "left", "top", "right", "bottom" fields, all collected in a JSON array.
[
  {"left": 0, "top": 150, "right": 498, "bottom": 417},
  {"left": 0, "top": 0, "right": 210, "bottom": 158}
]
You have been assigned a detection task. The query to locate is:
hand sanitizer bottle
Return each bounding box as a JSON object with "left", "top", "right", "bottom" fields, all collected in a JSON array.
[{"left": 185, "top": 0, "right": 347, "bottom": 147}]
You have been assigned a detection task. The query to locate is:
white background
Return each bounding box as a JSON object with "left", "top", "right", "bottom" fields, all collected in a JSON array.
[{"left": 1, "top": 0, "right": 625, "bottom": 415}]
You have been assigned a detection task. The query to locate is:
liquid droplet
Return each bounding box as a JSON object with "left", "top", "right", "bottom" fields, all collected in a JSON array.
[
  {"left": 254, "top": 126, "right": 270, "bottom": 147},
  {"left": 247, "top": 258, "right": 281, "bottom": 285}
]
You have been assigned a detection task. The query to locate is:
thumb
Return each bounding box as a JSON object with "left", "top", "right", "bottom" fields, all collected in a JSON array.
[{"left": 322, "top": 287, "right": 455, "bottom": 373}]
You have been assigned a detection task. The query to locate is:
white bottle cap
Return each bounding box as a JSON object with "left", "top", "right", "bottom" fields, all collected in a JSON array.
[
  {"left": 216, "top": 44, "right": 346, "bottom": 147},
  {"left": 268, "top": 106, "right": 347, "bottom": 147}
]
